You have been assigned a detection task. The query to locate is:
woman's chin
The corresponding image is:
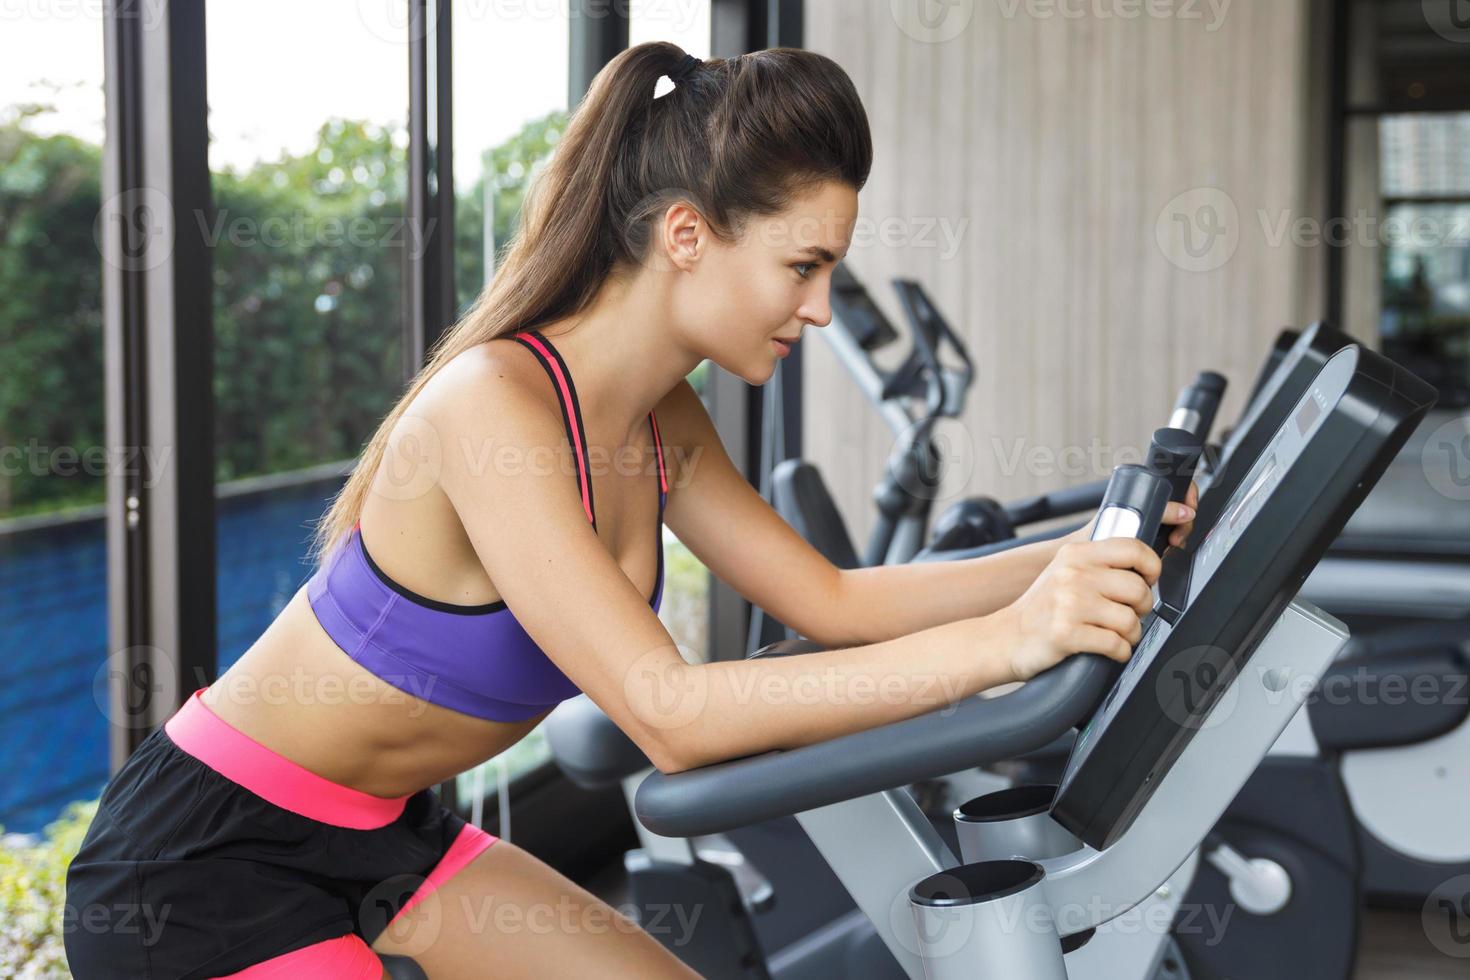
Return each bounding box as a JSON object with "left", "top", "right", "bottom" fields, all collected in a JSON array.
[
  {"left": 712, "top": 355, "right": 774, "bottom": 386},
  {"left": 702, "top": 346, "right": 782, "bottom": 386}
]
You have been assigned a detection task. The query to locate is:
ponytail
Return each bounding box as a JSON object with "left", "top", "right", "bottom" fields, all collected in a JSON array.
[{"left": 308, "top": 42, "right": 871, "bottom": 566}]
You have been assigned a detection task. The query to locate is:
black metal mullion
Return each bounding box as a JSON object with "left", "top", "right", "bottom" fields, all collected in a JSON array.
[
  {"left": 102, "top": 0, "right": 216, "bottom": 769},
  {"left": 407, "top": 0, "right": 460, "bottom": 810},
  {"left": 1345, "top": 101, "right": 1470, "bottom": 116},
  {"left": 104, "top": 0, "right": 147, "bottom": 773},
  {"left": 406, "top": 0, "right": 455, "bottom": 376},
  {"left": 569, "top": 0, "right": 629, "bottom": 106},
  {"left": 1381, "top": 195, "right": 1470, "bottom": 207},
  {"left": 1326, "top": 0, "right": 1349, "bottom": 328},
  {"left": 771, "top": 0, "right": 803, "bottom": 466}
]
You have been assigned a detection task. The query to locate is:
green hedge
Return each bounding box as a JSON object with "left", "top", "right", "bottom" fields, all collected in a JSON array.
[{"left": 1, "top": 799, "right": 98, "bottom": 978}]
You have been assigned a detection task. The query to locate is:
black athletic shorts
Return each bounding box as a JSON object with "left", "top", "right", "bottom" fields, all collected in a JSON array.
[{"left": 63, "top": 687, "right": 498, "bottom": 979}]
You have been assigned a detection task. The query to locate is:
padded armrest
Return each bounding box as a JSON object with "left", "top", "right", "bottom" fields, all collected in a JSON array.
[
  {"left": 545, "top": 695, "right": 652, "bottom": 789},
  {"left": 772, "top": 459, "right": 861, "bottom": 570}
]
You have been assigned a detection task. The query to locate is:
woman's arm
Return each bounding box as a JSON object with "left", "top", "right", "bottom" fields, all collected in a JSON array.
[
  {"left": 835, "top": 480, "right": 1195, "bottom": 646},
  {"left": 658, "top": 378, "right": 1196, "bottom": 648},
  {"left": 429, "top": 355, "right": 1156, "bottom": 774},
  {"left": 656, "top": 380, "right": 1037, "bottom": 647},
  {"left": 427, "top": 356, "right": 1026, "bottom": 772},
  {"left": 832, "top": 534, "right": 1071, "bottom": 645},
  {"left": 667, "top": 533, "right": 1158, "bottom": 772}
]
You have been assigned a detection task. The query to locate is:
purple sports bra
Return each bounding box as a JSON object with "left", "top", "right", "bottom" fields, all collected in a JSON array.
[{"left": 306, "top": 329, "right": 668, "bottom": 722}]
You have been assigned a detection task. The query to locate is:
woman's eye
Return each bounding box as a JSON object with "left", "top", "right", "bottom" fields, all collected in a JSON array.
[{"left": 794, "top": 263, "right": 817, "bottom": 280}]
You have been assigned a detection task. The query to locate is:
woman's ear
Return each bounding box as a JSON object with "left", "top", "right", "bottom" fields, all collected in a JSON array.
[{"left": 660, "top": 202, "right": 704, "bottom": 273}]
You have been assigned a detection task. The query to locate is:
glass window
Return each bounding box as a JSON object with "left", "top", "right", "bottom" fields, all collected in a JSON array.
[
  {"left": 1377, "top": 113, "right": 1470, "bottom": 406},
  {"left": 1340, "top": 1, "right": 1470, "bottom": 407},
  {"left": 630, "top": 0, "right": 711, "bottom": 57},
  {"left": 0, "top": 8, "right": 107, "bottom": 838},
  {"left": 452, "top": 0, "right": 570, "bottom": 318},
  {"left": 205, "top": 0, "right": 410, "bottom": 668}
]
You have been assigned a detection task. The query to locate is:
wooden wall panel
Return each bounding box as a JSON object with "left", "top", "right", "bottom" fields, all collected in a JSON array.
[{"left": 803, "top": 0, "right": 1321, "bottom": 549}]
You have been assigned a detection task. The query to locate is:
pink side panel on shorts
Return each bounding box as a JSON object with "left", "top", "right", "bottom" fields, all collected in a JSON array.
[
  {"left": 164, "top": 687, "right": 410, "bottom": 830},
  {"left": 210, "top": 934, "right": 384, "bottom": 979},
  {"left": 388, "top": 821, "right": 500, "bottom": 928}
]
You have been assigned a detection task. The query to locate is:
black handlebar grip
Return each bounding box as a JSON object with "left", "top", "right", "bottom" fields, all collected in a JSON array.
[
  {"left": 1146, "top": 426, "right": 1205, "bottom": 555},
  {"left": 1090, "top": 463, "right": 1171, "bottom": 546},
  {"left": 1171, "top": 370, "right": 1228, "bottom": 441}
]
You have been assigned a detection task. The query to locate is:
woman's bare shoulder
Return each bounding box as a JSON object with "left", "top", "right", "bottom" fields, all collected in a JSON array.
[{"left": 418, "top": 336, "right": 561, "bottom": 428}]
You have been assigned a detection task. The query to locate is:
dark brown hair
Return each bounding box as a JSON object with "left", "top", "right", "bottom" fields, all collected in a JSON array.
[{"left": 310, "top": 42, "right": 872, "bottom": 564}]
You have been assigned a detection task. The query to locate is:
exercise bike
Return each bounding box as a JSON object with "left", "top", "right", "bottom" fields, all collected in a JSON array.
[
  {"left": 911, "top": 321, "right": 1469, "bottom": 977},
  {"left": 769, "top": 265, "right": 979, "bottom": 570},
  {"left": 634, "top": 340, "right": 1438, "bottom": 979},
  {"left": 765, "top": 311, "right": 1466, "bottom": 977}
]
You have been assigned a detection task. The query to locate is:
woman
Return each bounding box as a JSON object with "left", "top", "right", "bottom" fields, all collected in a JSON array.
[{"left": 64, "top": 43, "right": 1192, "bottom": 979}]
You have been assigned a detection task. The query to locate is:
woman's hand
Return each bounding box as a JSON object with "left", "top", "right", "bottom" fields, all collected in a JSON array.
[
  {"left": 1165, "top": 481, "right": 1199, "bottom": 549},
  {"left": 998, "top": 537, "right": 1161, "bottom": 683},
  {"left": 1071, "top": 481, "right": 1199, "bottom": 549}
]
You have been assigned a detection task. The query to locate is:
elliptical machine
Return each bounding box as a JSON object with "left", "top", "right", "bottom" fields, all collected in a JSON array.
[
  {"left": 773, "top": 265, "right": 1229, "bottom": 566},
  {"left": 772, "top": 264, "right": 977, "bottom": 569}
]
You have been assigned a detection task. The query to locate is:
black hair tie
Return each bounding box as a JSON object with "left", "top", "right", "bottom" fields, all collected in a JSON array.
[{"left": 668, "top": 53, "right": 702, "bottom": 84}]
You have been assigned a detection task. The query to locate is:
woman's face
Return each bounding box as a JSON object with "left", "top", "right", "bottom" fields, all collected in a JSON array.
[{"left": 670, "top": 180, "right": 859, "bottom": 384}]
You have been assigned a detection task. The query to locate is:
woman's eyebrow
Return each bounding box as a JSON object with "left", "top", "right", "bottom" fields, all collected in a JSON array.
[{"left": 797, "top": 245, "right": 839, "bottom": 262}]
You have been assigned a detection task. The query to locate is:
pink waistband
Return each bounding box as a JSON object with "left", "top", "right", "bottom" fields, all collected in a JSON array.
[{"left": 164, "top": 687, "right": 410, "bottom": 830}]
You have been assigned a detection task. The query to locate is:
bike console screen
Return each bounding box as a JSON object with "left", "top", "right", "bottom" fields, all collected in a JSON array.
[{"left": 1050, "top": 347, "right": 1435, "bottom": 849}]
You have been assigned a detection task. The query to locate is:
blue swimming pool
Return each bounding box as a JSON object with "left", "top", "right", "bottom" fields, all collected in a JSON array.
[{"left": 0, "top": 476, "right": 342, "bottom": 836}]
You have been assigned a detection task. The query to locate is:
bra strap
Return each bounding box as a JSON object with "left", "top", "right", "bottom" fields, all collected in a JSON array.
[
  {"left": 513, "top": 330, "right": 597, "bottom": 529},
  {"left": 649, "top": 409, "right": 668, "bottom": 499}
]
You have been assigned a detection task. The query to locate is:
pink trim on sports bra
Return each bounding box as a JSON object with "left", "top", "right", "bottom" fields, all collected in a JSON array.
[{"left": 515, "top": 331, "right": 596, "bottom": 526}]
